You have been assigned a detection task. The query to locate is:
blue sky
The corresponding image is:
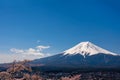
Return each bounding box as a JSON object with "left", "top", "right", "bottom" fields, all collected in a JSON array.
[{"left": 0, "top": 0, "right": 120, "bottom": 63}]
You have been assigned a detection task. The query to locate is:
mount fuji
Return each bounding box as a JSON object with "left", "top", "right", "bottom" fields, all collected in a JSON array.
[
  {"left": 64, "top": 41, "right": 117, "bottom": 57},
  {"left": 32, "top": 41, "right": 120, "bottom": 69}
]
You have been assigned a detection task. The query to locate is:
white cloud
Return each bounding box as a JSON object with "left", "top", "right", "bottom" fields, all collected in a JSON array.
[
  {"left": 36, "top": 46, "right": 50, "bottom": 51},
  {"left": 0, "top": 45, "right": 51, "bottom": 63},
  {"left": 10, "top": 48, "right": 24, "bottom": 53},
  {"left": 10, "top": 45, "right": 50, "bottom": 56}
]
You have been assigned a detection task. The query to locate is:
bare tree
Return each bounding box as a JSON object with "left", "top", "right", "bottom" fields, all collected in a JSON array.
[
  {"left": 0, "top": 72, "right": 12, "bottom": 80},
  {"left": 0, "top": 60, "right": 44, "bottom": 80},
  {"left": 7, "top": 60, "right": 32, "bottom": 73}
]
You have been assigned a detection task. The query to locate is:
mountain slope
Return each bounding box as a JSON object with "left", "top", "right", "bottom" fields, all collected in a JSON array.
[{"left": 32, "top": 41, "right": 120, "bottom": 69}]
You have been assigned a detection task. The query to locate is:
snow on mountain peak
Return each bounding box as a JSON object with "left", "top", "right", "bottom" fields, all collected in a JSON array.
[{"left": 64, "top": 41, "right": 117, "bottom": 57}]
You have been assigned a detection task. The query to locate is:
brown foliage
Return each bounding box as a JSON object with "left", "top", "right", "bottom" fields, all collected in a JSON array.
[
  {"left": 0, "top": 72, "right": 12, "bottom": 80},
  {"left": 23, "top": 73, "right": 31, "bottom": 80},
  {"left": 0, "top": 60, "right": 81, "bottom": 80},
  {"left": 0, "top": 60, "right": 34, "bottom": 80},
  {"left": 31, "top": 74, "right": 42, "bottom": 80},
  {"left": 7, "top": 60, "right": 32, "bottom": 73},
  {"left": 61, "top": 75, "right": 81, "bottom": 80}
]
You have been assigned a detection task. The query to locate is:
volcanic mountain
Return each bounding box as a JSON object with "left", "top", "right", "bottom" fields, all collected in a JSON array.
[{"left": 32, "top": 41, "right": 120, "bottom": 69}]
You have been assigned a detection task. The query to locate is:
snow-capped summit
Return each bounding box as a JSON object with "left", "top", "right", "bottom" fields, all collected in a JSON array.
[
  {"left": 32, "top": 41, "right": 120, "bottom": 69},
  {"left": 64, "top": 41, "right": 117, "bottom": 57}
]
